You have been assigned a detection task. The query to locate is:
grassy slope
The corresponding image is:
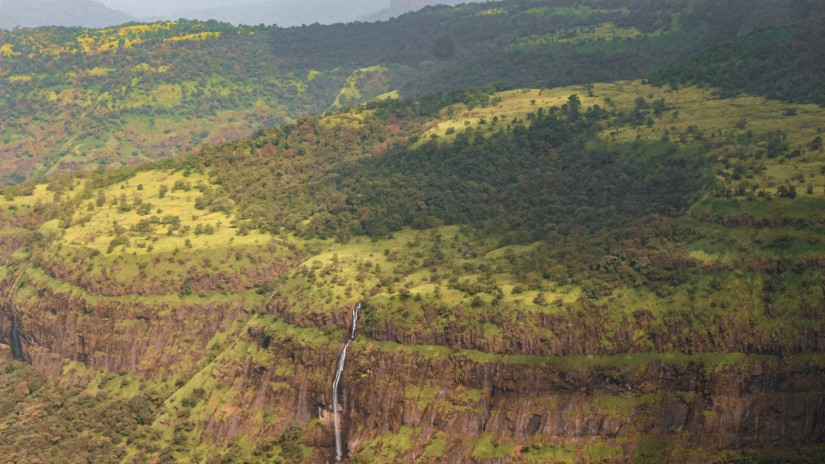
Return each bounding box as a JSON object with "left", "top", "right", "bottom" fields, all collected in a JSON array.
[
  {"left": 0, "top": 79, "right": 823, "bottom": 461},
  {"left": 2, "top": 0, "right": 818, "bottom": 185}
]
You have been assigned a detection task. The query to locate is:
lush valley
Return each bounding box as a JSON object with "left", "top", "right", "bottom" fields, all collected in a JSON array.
[
  {"left": 1, "top": 1, "right": 824, "bottom": 463},
  {"left": 2, "top": 79, "right": 824, "bottom": 462},
  {"left": 1, "top": 0, "right": 817, "bottom": 185}
]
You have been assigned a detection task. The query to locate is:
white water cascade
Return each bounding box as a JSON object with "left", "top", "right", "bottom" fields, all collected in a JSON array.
[{"left": 332, "top": 302, "right": 361, "bottom": 462}]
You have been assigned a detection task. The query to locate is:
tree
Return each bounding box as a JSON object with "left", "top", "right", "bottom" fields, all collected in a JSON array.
[
  {"left": 566, "top": 94, "right": 581, "bottom": 120},
  {"left": 811, "top": 136, "right": 823, "bottom": 150}
]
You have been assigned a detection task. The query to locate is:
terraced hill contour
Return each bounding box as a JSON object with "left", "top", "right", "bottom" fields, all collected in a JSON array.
[
  {"left": 1, "top": 80, "right": 823, "bottom": 462},
  {"left": 1, "top": 0, "right": 819, "bottom": 184}
]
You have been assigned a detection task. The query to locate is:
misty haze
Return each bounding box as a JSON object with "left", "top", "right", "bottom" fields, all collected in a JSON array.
[{"left": 0, "top": 0, "right": 476, "bottom": 28}]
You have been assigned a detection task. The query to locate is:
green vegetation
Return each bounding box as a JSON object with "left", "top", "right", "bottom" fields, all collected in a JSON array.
[
  {"left": 652, "top": 21, "right": 825, "bottom": 105},
  {"left": 0, "top": 1, "right": 824, "bottom": 462},
  {"left": 0, "top": 359, "right": 166, "bottom": 463},
  {"left": 1, "top": 0, "right": 818, "bottom": 184},
  {"left": 523, "top": 444, "right": 575, "bottom": 463},
  {"left": 472, "top": 433, "right": 513, "bottom": 459},
  {"left": 0, "top": 77, "right": 822, "bottom": 460}
]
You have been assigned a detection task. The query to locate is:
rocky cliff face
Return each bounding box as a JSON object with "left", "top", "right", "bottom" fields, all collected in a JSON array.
[
  {"left": 169, "top": 315, "right": 825, "bottom": 462},
  {"left": 273, "top": 297, "right": 825, "bottom": 358},
  {"left": 1, "top": 279, "right": 245, "bottom": 380},
  {"left": 2, "top": 272, "right": 824, "bottom": 462}
]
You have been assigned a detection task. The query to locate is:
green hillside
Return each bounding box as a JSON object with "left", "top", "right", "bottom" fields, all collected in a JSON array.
[
  {"left": 0, "top": 0, "right": 824, "bottom": 462},
  {"left": 1, "top": 78, "right": 824, "bottom": 462},
  {"left": 1, "top": 0, "right": 820, "bottom": 185},
  {"left": 652, "top": 19, "right": 825, "bottom": 105}
]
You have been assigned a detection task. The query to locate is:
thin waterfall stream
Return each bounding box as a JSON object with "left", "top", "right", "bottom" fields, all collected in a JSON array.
[{"left": 332, "top": 302, "right": 361, "bottom": 462}]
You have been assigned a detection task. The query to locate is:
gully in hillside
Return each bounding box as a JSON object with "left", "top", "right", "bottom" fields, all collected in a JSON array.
[{"left": 332, "top": 302, "right": 361, "bottom": 462}]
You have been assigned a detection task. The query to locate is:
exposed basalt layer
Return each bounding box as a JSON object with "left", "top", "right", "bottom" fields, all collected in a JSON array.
[
  {"left": 1, "top": 283, "right": 246, "bottom": 379},
  {"left": 1, "top": 261, "right": 824, "bottom": 461},
  {"left": 347, "top": 351, "right": 825, "bottom": 460},
  {"left": 194, "top": 323, "right": 825, "bottom": 462},
  {"left": 272, "top": 300, "right": 825, "bottom": 358}
]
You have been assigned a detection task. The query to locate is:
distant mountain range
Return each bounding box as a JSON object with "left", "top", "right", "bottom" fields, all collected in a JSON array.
[
  {"left": 2, "top": 1, "right": 825, "bottom": 463},
  {"left": 361, "top": 0, "right": 477, "bottom": 22},
  {"left": 118, "top": 0, "right": 478, "bottom": 27},
  {"left": 0, "top": 0, "right": 482, "bottom": 29},
  {"left": 159, "top": 0, "right": 390, "bottom": 27},
  {"left": 0, "top": 0, "right": 133, "bottom": 29}
]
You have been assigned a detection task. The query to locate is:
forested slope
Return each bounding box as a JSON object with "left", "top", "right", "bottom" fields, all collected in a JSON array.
[
  {"left": 1, "top": 79, "right": 824, "bottom": 462},
  {"left": 0, "top": 1, "right": 824, "bottom": 462},
  {"left": 652, "top": 19, "right": 825, "bottom": 105},
  {"left": 1, "top": 0, "right": 821, "bottom": 184}
]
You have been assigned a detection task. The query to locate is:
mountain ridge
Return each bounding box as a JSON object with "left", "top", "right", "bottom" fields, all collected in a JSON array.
[
  {"left": 360, "top": 0, "right": 474, "bottom": 22},
  {"left": 0, "top": 0, "right": 133, "bottom": 29},
  {"left": 0, "top": 0, "right": 824, "bottom": 462},
  {"left": 1, "top": 78, "right": 824, "bottom": 462},
  {"left": 2, "top": 0, "right": 821, "bottom": 185}
]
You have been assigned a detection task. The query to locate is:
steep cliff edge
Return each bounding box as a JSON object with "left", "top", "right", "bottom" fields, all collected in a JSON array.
[
  {"left": 0, "top": 81, "right": 824, "bottom": 461},
  {"left": 143, "top": 313, "right": 825, "bottom": 462},
  {"left": 3, "top": 280, "right": 823, "bottom": 462}
]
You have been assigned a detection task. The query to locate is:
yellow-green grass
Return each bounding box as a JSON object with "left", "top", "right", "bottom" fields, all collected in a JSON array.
[
  {"left": 596, "top": 81, "right": 825, "bottom": 187},
  {"left": 319, "top": 111, "right": 368, "bottom": 129},
  {"left": 0, "top": 179, "right": 85, "bottom": 208},
  {"left": 682, "top": 217, "right": 825, "bottom": 264},
  {"left": 333, "top": 65, "right": 389, "bottom": 108},
  {"left": 60, "top": 359, "right": 173, "bottom": 401},
  {"left": 602, "top": 84, "right": 824, "bottom": 149},
  {"left": 372, "top": 90, "right": 400, "bottom": 101},
  {"left": 74, "top": 22, "right": 215, "bottom": 55},
  {"left": 166, "top": 32, "right": 221, "bottom": 42},
  {"left": 0, "top": 43, "right": 18, "bottom": 56},
  {"left": 478, "top": 8, "right": 507, "bottom": 16},
  {"left": 552, "top": 6, "right": 630, "bottom": 19},
  {"left": 62, "top": 170, "right": 269, "bottom": 254},
  {"left": 508, "top": 22, "right": 642, "bottom": 50},
  {"left": 2, "top": 170, "right": 298, "bottom": 304},
  {"left": 414, "top": 86, "right": 603, "bottom": 145},
  {"left": 415, "top": 80, "right": 825, "bottom": 200},
  {"left": 522, "top": 443, "right": 575, "bottom": 463},
  {"left": 284, "top": 226, "right": 580, "bottom": 315}
]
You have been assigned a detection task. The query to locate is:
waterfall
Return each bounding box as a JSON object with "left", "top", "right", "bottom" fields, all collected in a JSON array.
[
  {"left": 332, "top": 302, "right": 361, "bottom": 462},
  {"left": 9, "top": 313, "right": 23, "bottom": 361}
]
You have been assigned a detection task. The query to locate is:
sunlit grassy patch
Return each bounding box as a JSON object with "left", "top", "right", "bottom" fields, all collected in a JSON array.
[
  {"left": 0, "top": 43, "right": 19, "bottom": 56},
  {"left": 522, "top": 443, "right": 575, "bottom": 463},
  {"left": 472, "top": 433, "right": 513, "bottom": 459},
  {"left": 334, "top": 65, "right": 390, "bottom": 108},
  {"left": 281, "top": 225, "right": 580, "bottom": 325},
  {"left": 478, "top": 8, "right": 507, "bottom": 16},
  {"left": 7, "top": 75, "right": 32, "bottom": 83},
  {"left": 416, "top": 86, "right": 602, "bottom": 144},
  {"left": 509, "top": 22, "right": 642, "bottom": 51},
  {"left": 553, "top": 6, "right": 630, "bottom": 19},
  {"left": 166, "top": 32, "right": 221, "bottom": 42},
  {"left": 354, "top": 426, "right": 419, "bottom": 461}
]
